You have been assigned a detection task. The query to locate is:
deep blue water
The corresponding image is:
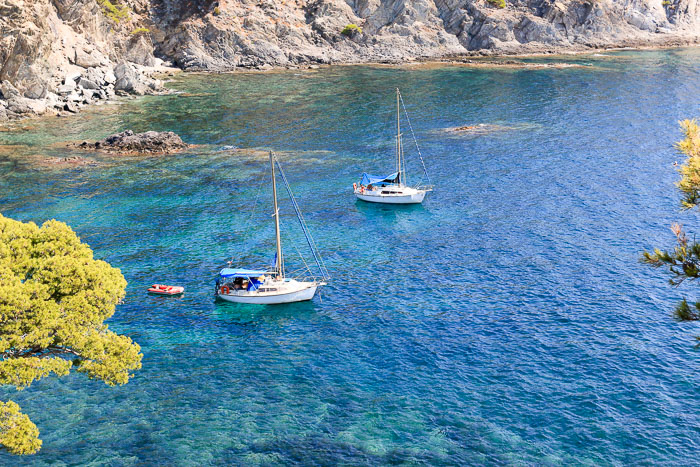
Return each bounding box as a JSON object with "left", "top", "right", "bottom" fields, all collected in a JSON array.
[{"left": 1, "top": 49, "right": 699, "bottom": 465}]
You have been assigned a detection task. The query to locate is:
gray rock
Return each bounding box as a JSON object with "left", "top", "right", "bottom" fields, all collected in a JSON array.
[
  {"left": 45, "top": 92, "right": 62, "bottom": 109},
  {"left": 78, "top": 78, "right": 100, "bottom": 90},
  {"left": 23, "top": 81, "right": 47, "bottom": 100},
  {"left": 75, "top": 48, "right": 103, "bottom": 68},
  {"left": 113, "top": 62, "right": 150, "bottom": 95},
  {"left": 8, "top": 96, "right": 46, "bottom": 115},
  {"left": 1, "top": 81, "right": 21, "bottom": 99},
  {"left": 84, "top": 67, "right": 105, "bottom": 84},
  {"left": 104, "top": 70, "right": 117, "bottom": 85},
  {"left": 64, "top": 71, "right": 82, "bottom": 85},
  {"left": 80, "top": 130, "right": 190, "bottom": 154},
  {"left": 64, "top": 101, "right": 79, "bottom": 113},
  {"left": 56, "top": 83, "right": 76, "bottom": 95},
  {"left": 125, "top": 36, "right": 157, "bottom": 67},
  {"left": 113, "top": 62, "right": 132, "bottom": 81}
]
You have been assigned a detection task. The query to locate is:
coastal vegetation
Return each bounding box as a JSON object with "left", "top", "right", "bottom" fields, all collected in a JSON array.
[
  {"left": 487, "top": 0, "right": 507, "bottom": 8},
  {"left": 341, "top": 24, "right": 363, "bottom": 37},
  {"left": 0, "top": 215, "right": 142, "bottom": 454},
  {"left": 96, "top": 0, "right": 130, "bottom": 24},
  {"left": 130, "top": 27, "right": 150, "bottom": 36},
  {"left": 642, "top": 120, "right": 700, "bottom": 343}
]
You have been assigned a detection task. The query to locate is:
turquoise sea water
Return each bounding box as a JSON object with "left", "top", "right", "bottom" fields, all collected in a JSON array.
[{"left": 1, "top": 49, "right": 699, "bottom": 465}]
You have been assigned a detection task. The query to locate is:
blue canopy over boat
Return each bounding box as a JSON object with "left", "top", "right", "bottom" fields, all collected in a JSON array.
[
  {"left": 360, "top": 172, "right": 399, "bottom": 186},
  {"left": 219, "top": 268, "right": 268, "bottom": 278}
]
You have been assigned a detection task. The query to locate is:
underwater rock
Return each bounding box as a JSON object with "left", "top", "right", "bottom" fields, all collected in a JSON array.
[{"left": 43, "top": 155, "right": 97, "bottom": 166}]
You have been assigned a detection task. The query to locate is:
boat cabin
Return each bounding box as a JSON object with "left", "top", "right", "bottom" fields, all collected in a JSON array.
[
  {"left": 357, "top": 172, "right": 400, "bottom": 192},
  {"left": 217, "top": 268, "right": 269, "bottom": 293}
]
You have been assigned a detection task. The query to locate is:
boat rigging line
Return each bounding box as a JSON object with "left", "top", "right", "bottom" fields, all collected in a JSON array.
[
  {"left": 274, "top": 155, "right": 331, "bottom": 281},
  {"left": 398, "top": 90, "right": 431, "bottom": 186}
]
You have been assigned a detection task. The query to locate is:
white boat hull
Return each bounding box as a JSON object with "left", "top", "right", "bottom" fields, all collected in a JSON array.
[
  {"left": 217, "top": 282, "right": 320, "bottom": 304},
  {"left": 354, "top": 188, "right": 427, "bottom": 204}
]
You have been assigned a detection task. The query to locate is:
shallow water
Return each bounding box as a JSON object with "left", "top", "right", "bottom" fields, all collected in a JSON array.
[{"left": 1, "top": 49, "right": 699, "bottom": 465}]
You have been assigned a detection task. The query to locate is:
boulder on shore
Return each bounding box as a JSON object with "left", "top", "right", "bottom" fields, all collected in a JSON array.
[{"left": 78, "top": 130, "right": 190, "bottom": 154}]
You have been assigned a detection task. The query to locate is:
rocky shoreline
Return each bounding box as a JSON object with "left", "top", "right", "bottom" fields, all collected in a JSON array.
[
  {"left": 0, "top": 0, "right": 698, "bottom": 124},
  {"left": 0, "top": 62, "right": 168, "bottom": 122},
  {"left": 1, "top": 40, "right": 698, "bottom": 125}
]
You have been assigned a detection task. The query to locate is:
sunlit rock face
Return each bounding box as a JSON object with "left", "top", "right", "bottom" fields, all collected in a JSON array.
[
  {"left": 152, "top": 0, "right": 699, "bottom": 69},
  {"left": 0, "top": 0, "right": 160, "bottom": 120}
]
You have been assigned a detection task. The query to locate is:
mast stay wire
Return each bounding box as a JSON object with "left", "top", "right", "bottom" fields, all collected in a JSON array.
[
  {"left": 228, "top": 159, "right": 269, "bottom": 265},
  {"left": 399, "top": 91, "right": 431, "bottom": 185},
  {"left": 274, "top": 156, "right": 331, "bottom": 281}
]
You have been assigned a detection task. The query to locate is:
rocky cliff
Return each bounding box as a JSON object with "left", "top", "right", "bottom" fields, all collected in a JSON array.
[
  {"left": 1, "top": 0, "right": 699, "bottom": 121},
  {"left": 152, "top": 0, "right": 700, "bottom": 69},
  {"left": 0, "top": 0, "right": 163, "bottom": 121}
]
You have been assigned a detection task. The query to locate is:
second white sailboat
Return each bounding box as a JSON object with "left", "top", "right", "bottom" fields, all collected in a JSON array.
[{"left": 354, "top": 88, "right": 432, "bottom": 204}]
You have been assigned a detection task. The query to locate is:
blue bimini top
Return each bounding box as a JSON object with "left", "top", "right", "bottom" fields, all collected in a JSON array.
[
  {"left": 360, "top": 172, "right": 400, "bottom": 186},
  {"left": 219, "top": 268, "right": 268, "bottom": 278}
]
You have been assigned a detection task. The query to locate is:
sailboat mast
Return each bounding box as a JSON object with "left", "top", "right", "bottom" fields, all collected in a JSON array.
[
  {"left": 270, "top": 151, "right": 283, "bottom": 279},
  {"left": 396, "top": 88, "right": 401, "bottom": 185}
]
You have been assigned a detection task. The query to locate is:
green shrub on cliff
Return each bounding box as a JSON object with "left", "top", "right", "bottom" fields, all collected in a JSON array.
[
  {"left": 487, "top": 0, "right": 506, "bottom": 8},
  {"left": 130, "top": 27, "right": 150, "bottom": 36},
  {"left": 341, "top": 24, "right": 363, "bottom": 37},
  {"left": 97, "top": 0, "right": 130, "bottom": 24}
]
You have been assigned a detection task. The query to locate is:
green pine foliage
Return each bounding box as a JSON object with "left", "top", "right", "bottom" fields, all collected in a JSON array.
[
  {"left": 676, "top": 119, "right": 700, "bottom": 209},
  {"left": 642, "top": 223, "right": 700, "bottom": 287},
  {"left": 0, "top": 402, "right": 40, "bottom": 455},
  {"left": 642, "top": 120, "right": 700, "bottom": 344},
  {"left": 130, "top": 27, "right": 150, "bottom": 36},
  {"left": 96, "top": 0, "right": 130, "bottom": 24},
  {"left": 341, "top": 24, "right": 363, "bottom": 37},
  {"left": 674, "top": 299, "right": 700, "bottom": 321},
  {"left": 0, "top": 214, "right": 142, "bottom": 454}
]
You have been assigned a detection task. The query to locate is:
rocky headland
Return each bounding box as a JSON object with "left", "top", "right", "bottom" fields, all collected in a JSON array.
[{"left": 1, "top": 0, "right": 699, "bottom": 122}]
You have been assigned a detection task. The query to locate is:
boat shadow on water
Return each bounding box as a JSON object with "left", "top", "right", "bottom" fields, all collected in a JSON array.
[
  {"left": 211, "top": 297, "right": 320, "bottom": 323},
  {"left": 354, "top": 199, "right": 427, "bottom": 216}
]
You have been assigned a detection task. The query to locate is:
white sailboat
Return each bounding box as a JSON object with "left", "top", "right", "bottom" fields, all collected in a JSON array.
[
  {"left": 354, "top": 88, "right": 432, "bottom": 204},
  {"left": 215, "top": 152, "right": 329, "bottom": 305}
]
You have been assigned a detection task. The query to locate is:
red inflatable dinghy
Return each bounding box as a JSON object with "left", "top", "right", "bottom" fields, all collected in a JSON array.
[{"left": 148, "top": 284, "right": 184, "bottom": 295}]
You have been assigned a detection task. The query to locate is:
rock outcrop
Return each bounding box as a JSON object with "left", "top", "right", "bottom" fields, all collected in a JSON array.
[
  {"left": 0, "top": 0, "right": 164, "bottom": 121},
  {"left": 77, "top": 130, "right": 190, "bottom": 154},
  {"left": 1, "top": 0, "right": 699, "bottom": 121}
]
